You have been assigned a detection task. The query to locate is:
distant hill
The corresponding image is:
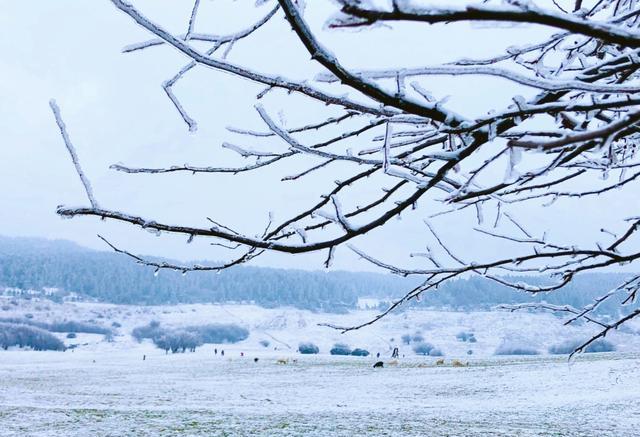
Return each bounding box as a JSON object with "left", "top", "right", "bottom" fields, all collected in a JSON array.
[
  {"left": 0, "top": 236, "right": 418, "bottom": 311},
  {"left": 0, "top": 236, "right": 637, "bottom": 316}
]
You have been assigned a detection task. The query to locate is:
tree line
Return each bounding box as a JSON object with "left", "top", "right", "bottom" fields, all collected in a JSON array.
[{"left": 1, "top": 236, "right": 636, "bottom": 316}]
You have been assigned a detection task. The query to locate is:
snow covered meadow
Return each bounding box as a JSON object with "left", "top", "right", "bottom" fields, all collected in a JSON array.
[{"left": 1, "top": 300, "right": 640, "bottom": 436}]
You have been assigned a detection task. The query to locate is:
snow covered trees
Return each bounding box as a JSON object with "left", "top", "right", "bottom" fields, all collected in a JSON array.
[
  {"left": 54, "top": 0, "right": 640, "bottom": 355},
  {"left": 0, "top": 322, "right": 65, "bottom": 351}
]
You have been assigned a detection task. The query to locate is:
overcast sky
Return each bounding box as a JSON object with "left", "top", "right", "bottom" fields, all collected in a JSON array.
[{"left": 0, "top": 0, "right": 635, "bottom": 272}]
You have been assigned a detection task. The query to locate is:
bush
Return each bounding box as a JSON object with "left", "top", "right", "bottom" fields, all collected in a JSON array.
[
  {"left": 66, "top": 332, "right": 77, "bottom": 339},
  {"left": 133, "top": 321, "right": 248, "bottom": 352},
  {"left": 259, "top": 339, "right": 270, "bottom": 348},
  {"left": 330, "top": 343, "right": 352, "bottom": 355},
  {"left": 586, "top": 339, "right": 616, "bottom": 353},
  {"left": 131, "top": 320, "right": 163, "bottom": 342},
  {"left": 0, "top": 322, "right": 65, "bottom": 351},
  {"left": 412, "top": 334, "right": 424, "bottom": 343},
  {"left": 298, "top": 342, "right": 319, "bottom": 354},
  {"left": 49, "top": 320, "right": 111, "bottom": 335},
  {"left": 494, "top": 341, "right": 540, "bottom": 356},
  {"left": 153, "top": 330, "right": 203, "bottom": 353},
  {"left": 111, "top": 322, "right": 122, "bottom": 328},
  {"left": 401, "top": 334, "right": 412, "bottom": 345},
  {"left": 351, "top": 348, "right": 370, "bottom": 357},
  {"left": 0, "top": 317, "right": 111, "bottom": 336},
  {"left": 548, "top": 339, "right": 616, "bottom": 355},
  {"left": 428, "top": 348, "right": 444, "bottom": 357},
  {"left": 413, "top": 342, "right": 435, "bottom": 356},
  {"left": 192, "top": 324, "right": 249, "bottom": 344},
  {"left": 456, "top": 331, "right": 476, "bottom": 342}
]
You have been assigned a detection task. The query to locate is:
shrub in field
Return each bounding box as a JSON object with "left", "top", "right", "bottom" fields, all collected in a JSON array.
[
  {"left": 66, "top": 332, "right": 77, "bottom": 339},
  {"left": 412, "top": 334, "right": 424, "bottom": 343},
  {"left": 456, "top": 331, "right": 476, "bottom": 342},
  {"left": 0, "top": 317, "right": 111, "bottom": 336},
  {"left": 494, "top": 341, "right": 540, "bottom": 356},
  {"left": 413, "top": 342, "right": 435, "bottom": 356},
  {"left": 153, "top": 330, "right": 203, "bottom": 353},
  {"left": 49, "top": 321, "right": 111, "bottom": 335},
  {"left": 192, "top": 324, "right": 249, "bottom": 344},
  {"left": 428, "top": 348, "right": 444, "bottom": 357},
  {"left": 586, "top": 340, "right": 616, "bottom": 353},
  {"left": 548, "top": 339, "right": 616, "bottom": 355},
  {"left": 298, "top": 342, "right": 319, "bottom": 354},
  {"left": 351, "top": 348, "right": 370, "bottom": 357},
  {"left": 401, "top": 334, "right": 412, "bottom": 345},
  {"left": 0, "top": 322, "right": 65, "bottom": 351},
  {"left": 131, "top": 320, "right": 162, "bottom": 342},
  {"left": 330, "top": 343, "right": 352, "bottom": 356},
  {"left": 134, "top": 321, "right": 248, "bottom": 352},
  {"left": 259, "top": 339, "right": 270, "bottom": 348}
]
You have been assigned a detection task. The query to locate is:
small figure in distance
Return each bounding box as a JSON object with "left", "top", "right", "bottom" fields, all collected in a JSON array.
[{"left": 373, "top": 361, "right": 384, "bottom": 368}]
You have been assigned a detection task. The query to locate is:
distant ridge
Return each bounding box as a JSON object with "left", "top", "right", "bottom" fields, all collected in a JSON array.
[{"left": 0, "top": 236, "right": 636, "bottom": 315}]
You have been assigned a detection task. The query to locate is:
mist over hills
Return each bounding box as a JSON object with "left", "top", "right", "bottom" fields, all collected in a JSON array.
[{"left": 0, "top": 235, "right": 636, "bottom": 315}]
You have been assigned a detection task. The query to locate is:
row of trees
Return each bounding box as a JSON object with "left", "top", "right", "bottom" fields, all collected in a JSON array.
[
  {"left": 0, "top": 236, "right": 400, "bottom": 311},
  {"left": 0, "top": 317, "right": 112, "bottom": 336},
  {"left": 3, "top": 237, "right": 636, "bottom": 317},
  {"left": 297, "top": 342, "right": 371, "bottom": 356},
  {"left": 132, "top": 321, "right": 249, "bottom": 353},
  {"left": 0, "top": 322, "right": 65, "bottom": 351}
]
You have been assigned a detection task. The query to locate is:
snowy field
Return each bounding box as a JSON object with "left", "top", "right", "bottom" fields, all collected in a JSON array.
[{"left": 1, "top": 300, "right": 640, "bottom": 436}]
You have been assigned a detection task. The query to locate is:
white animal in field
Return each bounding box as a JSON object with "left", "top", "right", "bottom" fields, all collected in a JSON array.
[
  {"left": 387, "top": 359, "right": 399, "bottom": 366},
  {"left": 452, "top": 359, "right": 469, "bottom": 367},
  {"left": 276, "top": 358, "right": 289, "bottom": 365},
  {"left": 435, "top": 359, "right": 445, "bottom": 366}
]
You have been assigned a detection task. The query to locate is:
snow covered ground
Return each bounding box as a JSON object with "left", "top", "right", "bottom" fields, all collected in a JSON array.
[{"left": 1, "top": 300, "right": 640, "bottom": 436}]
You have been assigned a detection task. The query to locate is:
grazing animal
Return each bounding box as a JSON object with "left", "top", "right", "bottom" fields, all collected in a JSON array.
[
  {"left": 373, "top": 361, "right": 384, "bottom": 368},
  {"left": 417, "top": 363, "right": 429, "bottom": 368},
  {"left": 435, "top": 358, "right": 445, "bottom": 366},
  {"left": 387, "top": 359, "right": 399, "bottom": 366},
  {"left": 452, "top": 359, "right": 468, "bottom": 367},
  {"left": 276, "top": 358, "right": 289, "bottom": 365}
]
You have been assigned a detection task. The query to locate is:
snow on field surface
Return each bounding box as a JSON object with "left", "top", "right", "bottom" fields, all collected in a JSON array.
[{"left": 1, "top": 300, "right": 640, "bottom": 436}]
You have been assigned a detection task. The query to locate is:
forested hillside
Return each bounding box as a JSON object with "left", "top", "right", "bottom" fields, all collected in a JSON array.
[
  {"left": 0, "top": 236, "right": 636, "bottom": 315},
  {"left": 0, "top": 236, "right": 415, "bottom": 311}
]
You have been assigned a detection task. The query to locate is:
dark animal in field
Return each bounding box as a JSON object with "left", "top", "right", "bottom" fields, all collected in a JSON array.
[
  {"left": 373, "top": 361, "right": 384, "bottom": 368},
  {"left": 254, "top": 357, "right": 259, "bottom": 363}
]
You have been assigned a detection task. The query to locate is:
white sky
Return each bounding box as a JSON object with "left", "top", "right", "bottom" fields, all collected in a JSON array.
[{"left": 0, "top": 0, "right": 635, "bottom": 272}]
